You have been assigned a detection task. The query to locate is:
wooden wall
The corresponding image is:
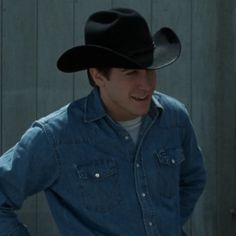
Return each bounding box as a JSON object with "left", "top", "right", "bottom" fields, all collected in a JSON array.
[{"left": 0, "top": 0, "right": 236, "bottom": 235}]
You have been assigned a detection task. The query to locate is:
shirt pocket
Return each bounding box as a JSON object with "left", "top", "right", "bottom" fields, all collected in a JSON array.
[
  {"left": 74, "top": 159, "right": 122, "bottom": 213},
  {"left": 154, "top": 148, "right": 185, "bottom": 198}
]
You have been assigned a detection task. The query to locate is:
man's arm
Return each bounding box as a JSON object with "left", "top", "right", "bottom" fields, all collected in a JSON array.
[
  {"left": 0, "top": 204, "right": 30, "bottom": 236},
  {"left": 0, "top": 123, "right": 60, "bottom": 235},
  {"left": 179, "top": 108, "right": 207, "bottom": 226}
]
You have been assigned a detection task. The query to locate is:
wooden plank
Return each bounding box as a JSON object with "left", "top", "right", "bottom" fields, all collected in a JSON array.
[
  {"left": 0, "top": 0, "right": 2, "bottom": 154},
  {"left": 112, "top": 0, "right": 152, "bottom": 23},
  {"left": 36, "top": 0, "right": 75, "bottom": 235},
  {"left": 2, "top": 0, "right": 37, "bottom": 148},
  {"left": 1, "top": 0, "right": 37, "bottom": 235},
  {"left": 73, "top": 0, "right": 112, "bottom": 99},
  {"left": 191, "top": 0, "right": 218, "bottom": 235},
  {"left": 37, "top": 0, "right": 74, "bottom": 117},
  {"left": 152, "top": 0, "right": 192, "bottom": 108},
  {"left": 215, "top": 0, "right": 236, "bottom": 235}
]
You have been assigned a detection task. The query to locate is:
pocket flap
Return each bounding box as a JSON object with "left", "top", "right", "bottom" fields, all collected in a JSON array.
[
  {"left": 155, "top": 148, "right": 185, "bottom": 167},
  {"left": 76, "top": 159, "right": 118, "bottom": 180}
]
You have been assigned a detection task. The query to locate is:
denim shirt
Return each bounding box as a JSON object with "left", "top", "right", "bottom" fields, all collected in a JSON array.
[{"left": 0, "top": 88, "right": 206, "bottom": 236}]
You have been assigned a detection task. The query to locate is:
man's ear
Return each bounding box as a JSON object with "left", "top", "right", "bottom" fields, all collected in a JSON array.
[{"left": 89, "top": 68, "right": 106, "bottom": 87}]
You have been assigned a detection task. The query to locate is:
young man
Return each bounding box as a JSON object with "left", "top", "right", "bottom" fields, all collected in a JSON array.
[{"left": 0, "top": 8, "right": 206, "bottom": 236}]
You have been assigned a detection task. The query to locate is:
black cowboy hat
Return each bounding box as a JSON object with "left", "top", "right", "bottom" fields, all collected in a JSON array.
[{"left": 57, "top": 8, "right": 181, "bottom": 72}]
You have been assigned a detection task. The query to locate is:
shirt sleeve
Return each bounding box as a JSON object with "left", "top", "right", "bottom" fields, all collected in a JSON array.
[
  {"left": 0, "top": 122, "right": 60, "bottom": 235},
  {"left": 179, "top": 107, "right": 207, "bottom": 226}
]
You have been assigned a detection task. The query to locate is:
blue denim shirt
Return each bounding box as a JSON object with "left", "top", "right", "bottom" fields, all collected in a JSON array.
[{"left": 0, "top": 88, "right": 206, "bottom": 236}]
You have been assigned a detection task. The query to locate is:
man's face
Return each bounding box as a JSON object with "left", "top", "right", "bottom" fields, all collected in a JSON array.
[{"left": 91, "top": 68, "right": 157, "bottom": 121}]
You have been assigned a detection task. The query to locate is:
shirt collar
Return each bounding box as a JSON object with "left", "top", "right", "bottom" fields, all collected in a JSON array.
[
  {"left": 84, "top": 88, "right": 107, "bottom": 123},
  {"left": 149, "top": 91, "right": 164, "bottom": 118},
  {"left": 84, "top": 88, "right": 164, "bottom": 123}
]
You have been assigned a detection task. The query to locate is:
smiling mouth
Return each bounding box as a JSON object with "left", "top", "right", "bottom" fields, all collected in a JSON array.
[{"left": 131, "top": 95, "right": 149, "bottom": 101}]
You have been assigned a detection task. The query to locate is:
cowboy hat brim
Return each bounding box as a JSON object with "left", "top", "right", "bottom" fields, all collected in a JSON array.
[{"left": 57, "top": 27, "right": 181, "bottom": 72}]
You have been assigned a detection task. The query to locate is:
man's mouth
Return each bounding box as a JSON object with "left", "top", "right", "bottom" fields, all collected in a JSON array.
[{"left": 131, "top": 95, "right": 149, "bottom": 101}]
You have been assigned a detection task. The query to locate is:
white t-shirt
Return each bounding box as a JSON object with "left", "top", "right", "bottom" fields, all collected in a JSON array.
[{"left": 118, "top": 116, "right": 142, "bottom": 144}]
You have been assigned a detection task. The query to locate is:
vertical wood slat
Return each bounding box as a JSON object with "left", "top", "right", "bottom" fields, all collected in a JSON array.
[
  {"left": 112, "top": 0, "right": 152, "bottom": 23},
  {"left": 152, "top": 0, "right": 192, "bottom": 109},
  {"left": 191, "top": 1, "right": 218, "bottom": 235},
  {"left": 1, "top": 0, "right": 38, "bottom": 235},
  {"left": 1, "top": 0, "right": 37, "bottom": 149},
  {"left": 74, "top": 0, "right": 112, "bottom": 99},
  {"left": 37, "top": 0, "right": 75, "bottom": 235},
  {"left": 216, "top": 0, "right": 236, "bottom": 235},
  {"left": 0, "top": 0, "right": 2, "bottom": 154},
  {"left": 37, "top": 0, "right": 74, "bottom": 118}
]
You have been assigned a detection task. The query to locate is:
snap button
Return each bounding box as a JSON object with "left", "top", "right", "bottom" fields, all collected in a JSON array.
[
  {"left": 95, "top": 173, "right": 100, "bottom": 178},
  {"left": 148, "top": 221, "right": 153, "bottom": 226}
]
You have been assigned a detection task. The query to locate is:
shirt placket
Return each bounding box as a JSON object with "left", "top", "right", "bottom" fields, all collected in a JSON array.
[
  {"left": 134, "top": 114, "right": 161, "bottom": 236},
  {"left": 134, "top": 157, "right": 156, "bottom": 235},
  {"left": 105, "top": 114, "right": 161, "bottom": 235}
]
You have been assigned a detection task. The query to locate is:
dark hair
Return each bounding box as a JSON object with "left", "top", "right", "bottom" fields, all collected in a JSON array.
[{"left": 87, "top": 68, "right": 112, "bottom": 87}]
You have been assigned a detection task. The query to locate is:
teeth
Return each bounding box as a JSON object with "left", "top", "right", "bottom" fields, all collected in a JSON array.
[{"left": 132, "top": 95, "right": 147, "bottom": 100}]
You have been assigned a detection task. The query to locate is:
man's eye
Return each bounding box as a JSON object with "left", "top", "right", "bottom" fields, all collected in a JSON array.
[{"left": 125, "top": 70, "right": 137, "bottom": 75}]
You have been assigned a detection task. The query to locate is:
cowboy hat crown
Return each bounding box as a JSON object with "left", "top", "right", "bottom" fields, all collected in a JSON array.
[{"left": 57, "top": 8, "right": 181, "bottom": 72}]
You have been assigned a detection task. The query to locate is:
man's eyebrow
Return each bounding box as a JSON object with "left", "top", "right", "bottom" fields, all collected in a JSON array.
[{"left": 121, "top": 68, "right": 135, "bottom": 72}]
